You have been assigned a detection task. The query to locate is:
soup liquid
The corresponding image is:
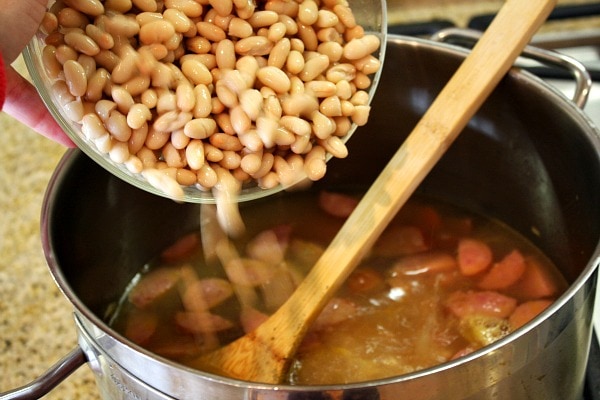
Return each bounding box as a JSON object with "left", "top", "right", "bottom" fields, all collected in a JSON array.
[{"left": 109, "top": 192, "right": 568, "bottom": 385}]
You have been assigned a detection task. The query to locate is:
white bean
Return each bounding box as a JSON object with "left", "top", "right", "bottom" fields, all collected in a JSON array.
[
  {"left": 127, "top": 103, "right": 152, "bottom": 129},
  {"left": 41, "top": 0, "right": 382, "bottom": 211},
  {"left": 184, "top": 118, "right": 217, "bottom": 139},
  {"left": 343, "top": 34, "right": 381, "bottom": 60},
  {"left": 142, "top": 168, "right": 185, "bottom": 201},
  {"left": 109, "top": 140, "right": 130, "bottom": 163},
  {"left": 63, "top": 59, "right": 87, "bottom": 97},
  {"left": 63, "top": 99, "right": 85, "bottom": 122},
  {"left": 256, "top": 66, "right": 291, "bottom": 94},
  {"left": 82, "top": 113, "right": 108, "bottom": 139},
  {"left": 63, "top": 0, "right": 105, "bottom": 17}
]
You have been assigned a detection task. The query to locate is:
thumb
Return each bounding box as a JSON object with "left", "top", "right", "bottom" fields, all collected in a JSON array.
[{"left": 3, "top": 66, "right": 76, "bottom": 148}]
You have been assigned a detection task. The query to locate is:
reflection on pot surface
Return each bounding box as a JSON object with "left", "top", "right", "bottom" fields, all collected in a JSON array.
[
  {"left": 108, "top": 191, "right": 569, "bottom": 385},
  {"left": 1, "top": 34, "right": 597, "bottom": 400}
]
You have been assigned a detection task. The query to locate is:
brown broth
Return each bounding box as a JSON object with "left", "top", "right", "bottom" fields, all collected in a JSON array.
[{"left": 108, "top": 192, "right": 568, "bottom": 385}]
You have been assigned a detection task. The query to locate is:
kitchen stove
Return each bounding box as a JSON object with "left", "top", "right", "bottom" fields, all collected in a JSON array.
[
  {"left": 388, "top": 2, "right": 600, "bottom": 125},
  {"left": 386, "top": 2, "right": 600, "bottom": 399},
  {"left": 466, "top": 3, "right": 600, "bottom": 130}
]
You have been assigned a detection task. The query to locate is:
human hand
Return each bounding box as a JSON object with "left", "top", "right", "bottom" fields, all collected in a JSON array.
[{"left": 1, "top": 0, "right": 75, "bottom": 147}]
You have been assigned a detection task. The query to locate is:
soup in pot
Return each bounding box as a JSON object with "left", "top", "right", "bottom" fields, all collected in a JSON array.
[{"left": 108, "top": 191, "right": 567, "bottom": 384}]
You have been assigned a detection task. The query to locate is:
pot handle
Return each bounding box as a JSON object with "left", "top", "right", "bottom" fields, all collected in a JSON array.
[
  {"left": 0, "top": 347, "right": 87, "bottom": 400},
  {"left": 430, "top": 27, "right": 592, "bottom": 109}
]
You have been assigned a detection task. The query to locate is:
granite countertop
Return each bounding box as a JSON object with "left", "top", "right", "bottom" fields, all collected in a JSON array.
[
  {"left": 0, "top": 57, "right": 100, "bottom": 399},
  {"left": 1, "top": 1, "right": 599, "bottom": 398}
]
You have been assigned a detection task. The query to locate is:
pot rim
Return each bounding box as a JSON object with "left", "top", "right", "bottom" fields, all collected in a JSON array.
[{"left": 41, "top": 33, "right": 600, "bottom": 391}]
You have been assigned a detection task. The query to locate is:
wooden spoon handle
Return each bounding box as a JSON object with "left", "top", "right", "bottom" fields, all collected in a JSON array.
[
  {"left": 261, "top": 0, "right": 557, "bottom": 367},
  {"left": 198, "top": 0, "right": 558, "bottom": 384}
]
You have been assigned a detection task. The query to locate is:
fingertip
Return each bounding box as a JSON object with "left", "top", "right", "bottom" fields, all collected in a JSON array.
[{"left": 4, "top": 66, "right": 76, "bottom": 147}]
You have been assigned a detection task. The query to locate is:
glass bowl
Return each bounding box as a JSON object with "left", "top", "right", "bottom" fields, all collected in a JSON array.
[{"left": 24, "top": 0, "right": 387, "bottom": 203}]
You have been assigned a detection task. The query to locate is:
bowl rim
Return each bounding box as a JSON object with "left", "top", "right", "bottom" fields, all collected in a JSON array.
[{"left": 24, "top": 0, "right": 388, "bottom": 204}]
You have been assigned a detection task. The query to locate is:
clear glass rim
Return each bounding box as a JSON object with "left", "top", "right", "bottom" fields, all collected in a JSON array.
[{"left": 24, "top": 0, "right": 388, "bottom": 204}]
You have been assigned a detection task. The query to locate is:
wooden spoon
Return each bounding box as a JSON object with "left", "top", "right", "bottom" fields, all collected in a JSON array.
[{"left": 193, "top": 0, "right": 558, "bottom": 384}]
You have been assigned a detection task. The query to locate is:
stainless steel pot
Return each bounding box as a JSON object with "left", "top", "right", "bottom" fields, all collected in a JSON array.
[{"left": 2, "top": 33, "right": 600, "bottom": 400}]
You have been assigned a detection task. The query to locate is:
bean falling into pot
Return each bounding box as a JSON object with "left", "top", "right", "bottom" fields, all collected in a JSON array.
[
  {"left": 38, "top": 0, "right": 383, "bottom": 234},
  {"left": 109, "top": 190, "right": 566, "bottom": 385}
]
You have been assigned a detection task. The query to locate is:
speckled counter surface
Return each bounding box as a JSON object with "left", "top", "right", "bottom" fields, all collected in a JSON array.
[{"left": 0, "top": 57, "right": 99, "bottom": 399}]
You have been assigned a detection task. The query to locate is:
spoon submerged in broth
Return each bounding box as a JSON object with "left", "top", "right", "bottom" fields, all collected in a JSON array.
[{"left": 192, "top": 0, "right": 558, "bottom": 384}]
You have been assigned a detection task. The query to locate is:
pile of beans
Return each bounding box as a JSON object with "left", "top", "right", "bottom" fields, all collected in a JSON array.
[
  {"left": 111, "top": 191, "right": 566, "bottom": 384},
  {"left": 38, "top": 0, "right": 382, "bottom": 199}
]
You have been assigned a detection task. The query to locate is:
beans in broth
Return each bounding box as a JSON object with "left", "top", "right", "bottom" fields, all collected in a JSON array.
[{"left": 109, "top": 191, "right": 567, "bottom": 385}]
